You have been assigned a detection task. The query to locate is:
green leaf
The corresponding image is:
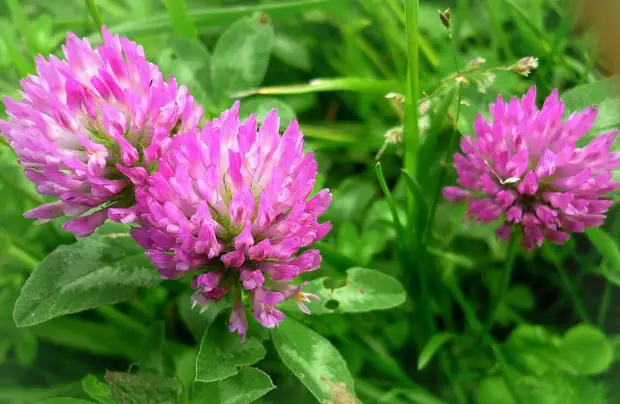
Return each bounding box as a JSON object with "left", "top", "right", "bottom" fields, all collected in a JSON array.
[
  {"left": 40, "top": 399, "right": 96, "bottom": 404},
  {"left": 378, "top": 387, "right": 449, "bottom": 404},
  {"left": 174, "top": 348, "right": 198, "bottom": 404},
  {"left": 587, "top": 226, "right": 620, "bottom": 285},
  {"left": 105, "top": 372, "right": 183, "bottom": 404},
  {"left": 475, "top": 377, "right": 516, "bottom": 404},
  {"left": 586, "top": 228, "right": 620, "bottom": 281},
  {"left": 195, "top": 315, "right": 266, "bottom": 382},
  {"left": 326, "top": 177, "right": 376, "bottom": 223},
  {"left": 505, "top": 285, "right": 535, "bottom": 312},
  {"left": 562, "top": 77, "right": 620, "bottom": 136},
  {"left": 272, "top": 318, "right": 356, "bottom": 403},
  {"left": 562, "top": 77, "right": 619, "bottom": 110},
  {"left": 138, "top": 321, "right": 166, "bottom": 374},
  {"left": 14, "top": 327, "right": 37, "bottom": 366},
  {"left": 417, "top": 333, "right": 458, "bottom": 370},
  {"left": 82, "top": 375, "right": 114, "bottom": 404},
  {"left": 178, "top": 294, "right": 229, "bottom": 342},
  {"left": 192, "top": 367, "right": 275, "bottom": 404},
  {"left": 504, "top": 325, "right": 578, "bottom": 375},
  {"left": 162, "top": 0, "right": 198, "bottom": 39},
  {"left": 561, "top": 324, "right": 614, "bottom": 376},
  {"left": 212, "top": 15, "right": 275, "bottom": 103},
  {"left": 296, "top": 267, "right": 406, "bottom": 315},
  {"left": 168, "top": 37, "right": 212, "bottom": 106},
  {"left": 272, "top": 33, "right": 312, "bottom": 71},
  {"left": 13, "top": 234, "right": 160, "bottom": 327},
  {"left": 238, "top": 97, "right": 296, "bottom": 129},
  {"left": 335, "top": 222, "right": 360, "bottom": 260}
]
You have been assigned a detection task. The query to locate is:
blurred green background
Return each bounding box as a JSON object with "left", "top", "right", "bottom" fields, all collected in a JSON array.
[{"left": 2, "top": 0, "right": 620, "bottom": 403}]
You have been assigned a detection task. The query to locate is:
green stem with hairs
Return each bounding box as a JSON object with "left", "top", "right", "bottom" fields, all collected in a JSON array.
[
  {"left": 84, "top": 0, "right": 105, "bottom": 32},
  {"left": 479, "top": 230, "right": 520, "bottom": 337}
]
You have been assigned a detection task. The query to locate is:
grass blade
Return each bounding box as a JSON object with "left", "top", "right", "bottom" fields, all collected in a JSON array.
[
  {"left": 0, "top": 24, "right": 33, "bottom": 76},
  {"left": 84, "top": 0, "right": 105, "bottom": 32},
  {"left": 105, "top": 0, "right": 348, "bottom": 38},
  {"left": 417, "top": 332, "right": 458, "bottom": 370},
  {"left": 5, "top": 0, "right": 39, "bottom": 56},
  {"left": 233, "top": 77, "right": 402, "bottom": 97}
]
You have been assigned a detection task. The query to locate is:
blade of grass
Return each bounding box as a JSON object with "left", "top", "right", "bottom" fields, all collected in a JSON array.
[
  {"left": 384, "top": 0, "right": 440, "bottom": 69},
  {"left": 502, "top": 0, "right": 551, "bottom": 53},
  {"left": 105, "top": 0, "right": 347, "bottom": 38},
  {"left": 302, "top": 123, "right": 362, "bottom": 143},
  {"left": 5, "top": 0, "right": 39, "bottom": 56},
  {"left": 375, "top": 163, "right": 405, "bottom": 240},
  {"left": 404, "top": 0, "right": 420, "bottom": 178},
  {"left": 162, "top": 0, "right": 198, "bottom": 40},
  {"left": 597, "top": 282, "right": 612, "bottom": 327},
  {"left": 233, "top": 77, "right": 402, "bottom": 97},
  {"left": 555, "top": 264, "right": 592, "bottom": 323},
  {"left": 479, "top": 229, "right": 521, "bottom": 337},
  {"left": 84, "top": 0, "right": 105, "bottom": 32},
  {"left": 0, "top": 25, "right": 33, "bottom": 76},
  {"left": 482, "top": 0, "right": 514, "bottom": 60}
]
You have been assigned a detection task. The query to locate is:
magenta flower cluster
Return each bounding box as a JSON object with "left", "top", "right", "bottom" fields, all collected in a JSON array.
[
  {"left": 1, "top": 28, "right": 331, "bottom": 339},
  {"left": 130, "top": 102, "right": 331, "bottom": 339},
  {"left": 0, "top": 27, "right": 202, "bottom": 237},
  {"left": 443, "top": 87, "right": 620, "bottom": 249}
]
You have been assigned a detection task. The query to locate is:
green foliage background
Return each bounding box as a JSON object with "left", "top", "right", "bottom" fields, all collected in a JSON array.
[{"left": 1, "top": 0, "right": 620, "bottom": 403}]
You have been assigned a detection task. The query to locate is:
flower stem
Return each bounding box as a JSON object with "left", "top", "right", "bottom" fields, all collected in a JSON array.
[
  {"left": 556, "top": 264, "right": 592, "bottom": 323},
  {"left": 84, "top": 0, "right": 105, "bottom": 32},
  {"left": 448, "top": 281, "right": 524, "bottom": 404},
  {"left": 597, "top": 281, "right": 612, "bottom": 327},
  {"left": 404, "top": 0, "right": 420, "bottom": 178},
  {"left": 480, "top": 230, "right": 520, "bottom": 337},
  {"left": 423, "top": 83, "right": 462, "bottom": 245}
]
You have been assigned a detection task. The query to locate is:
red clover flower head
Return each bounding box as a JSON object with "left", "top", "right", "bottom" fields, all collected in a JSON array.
[
  {"left": 0, "top": 27, "right": 203, "bottom": 236},
  {"left": 130, "top": 102, "right": 332, "bottom": 340},
  {"left": 443, "top": 87, "right": 620, "bottom": 249}
]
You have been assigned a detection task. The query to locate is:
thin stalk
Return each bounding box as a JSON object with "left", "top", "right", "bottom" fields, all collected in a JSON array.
[
  {"left": 416, "top": 251, "right": 467, "bottom": 404},
  {"left": 479, "top": 230, "right": 520, "bottom": 337},
  {"left": 404, "top": 0, "right": 420, "bottom": 177},
  {"left": 424, "top": 83, "right": 462, "bottom": 245},
  {"left": 424, "top": 25, "right": 462, "bottom": 244},
  {"left": 447, "top": 282, "right": 482, "bottom": 332},
  {"left": 96, "top": 305, "right": 148, "bottom": 335},
  {"left": 556, "top": 264, "right": 592, "bottom": 323},
  {"left": 597, "top": 282, "right": 612, "bottom": 328},
  {"left": 482, "top": 0, "right": 513, "bottom": 60},
  {"left": 84, "top": 0, "right": 105, "bottom": 32},
  {"left": 448, "top": 282, "right": 523, "bottom": 404},
  {"left": 7, "top": 244, "right": 39, "bottom": 271}
]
